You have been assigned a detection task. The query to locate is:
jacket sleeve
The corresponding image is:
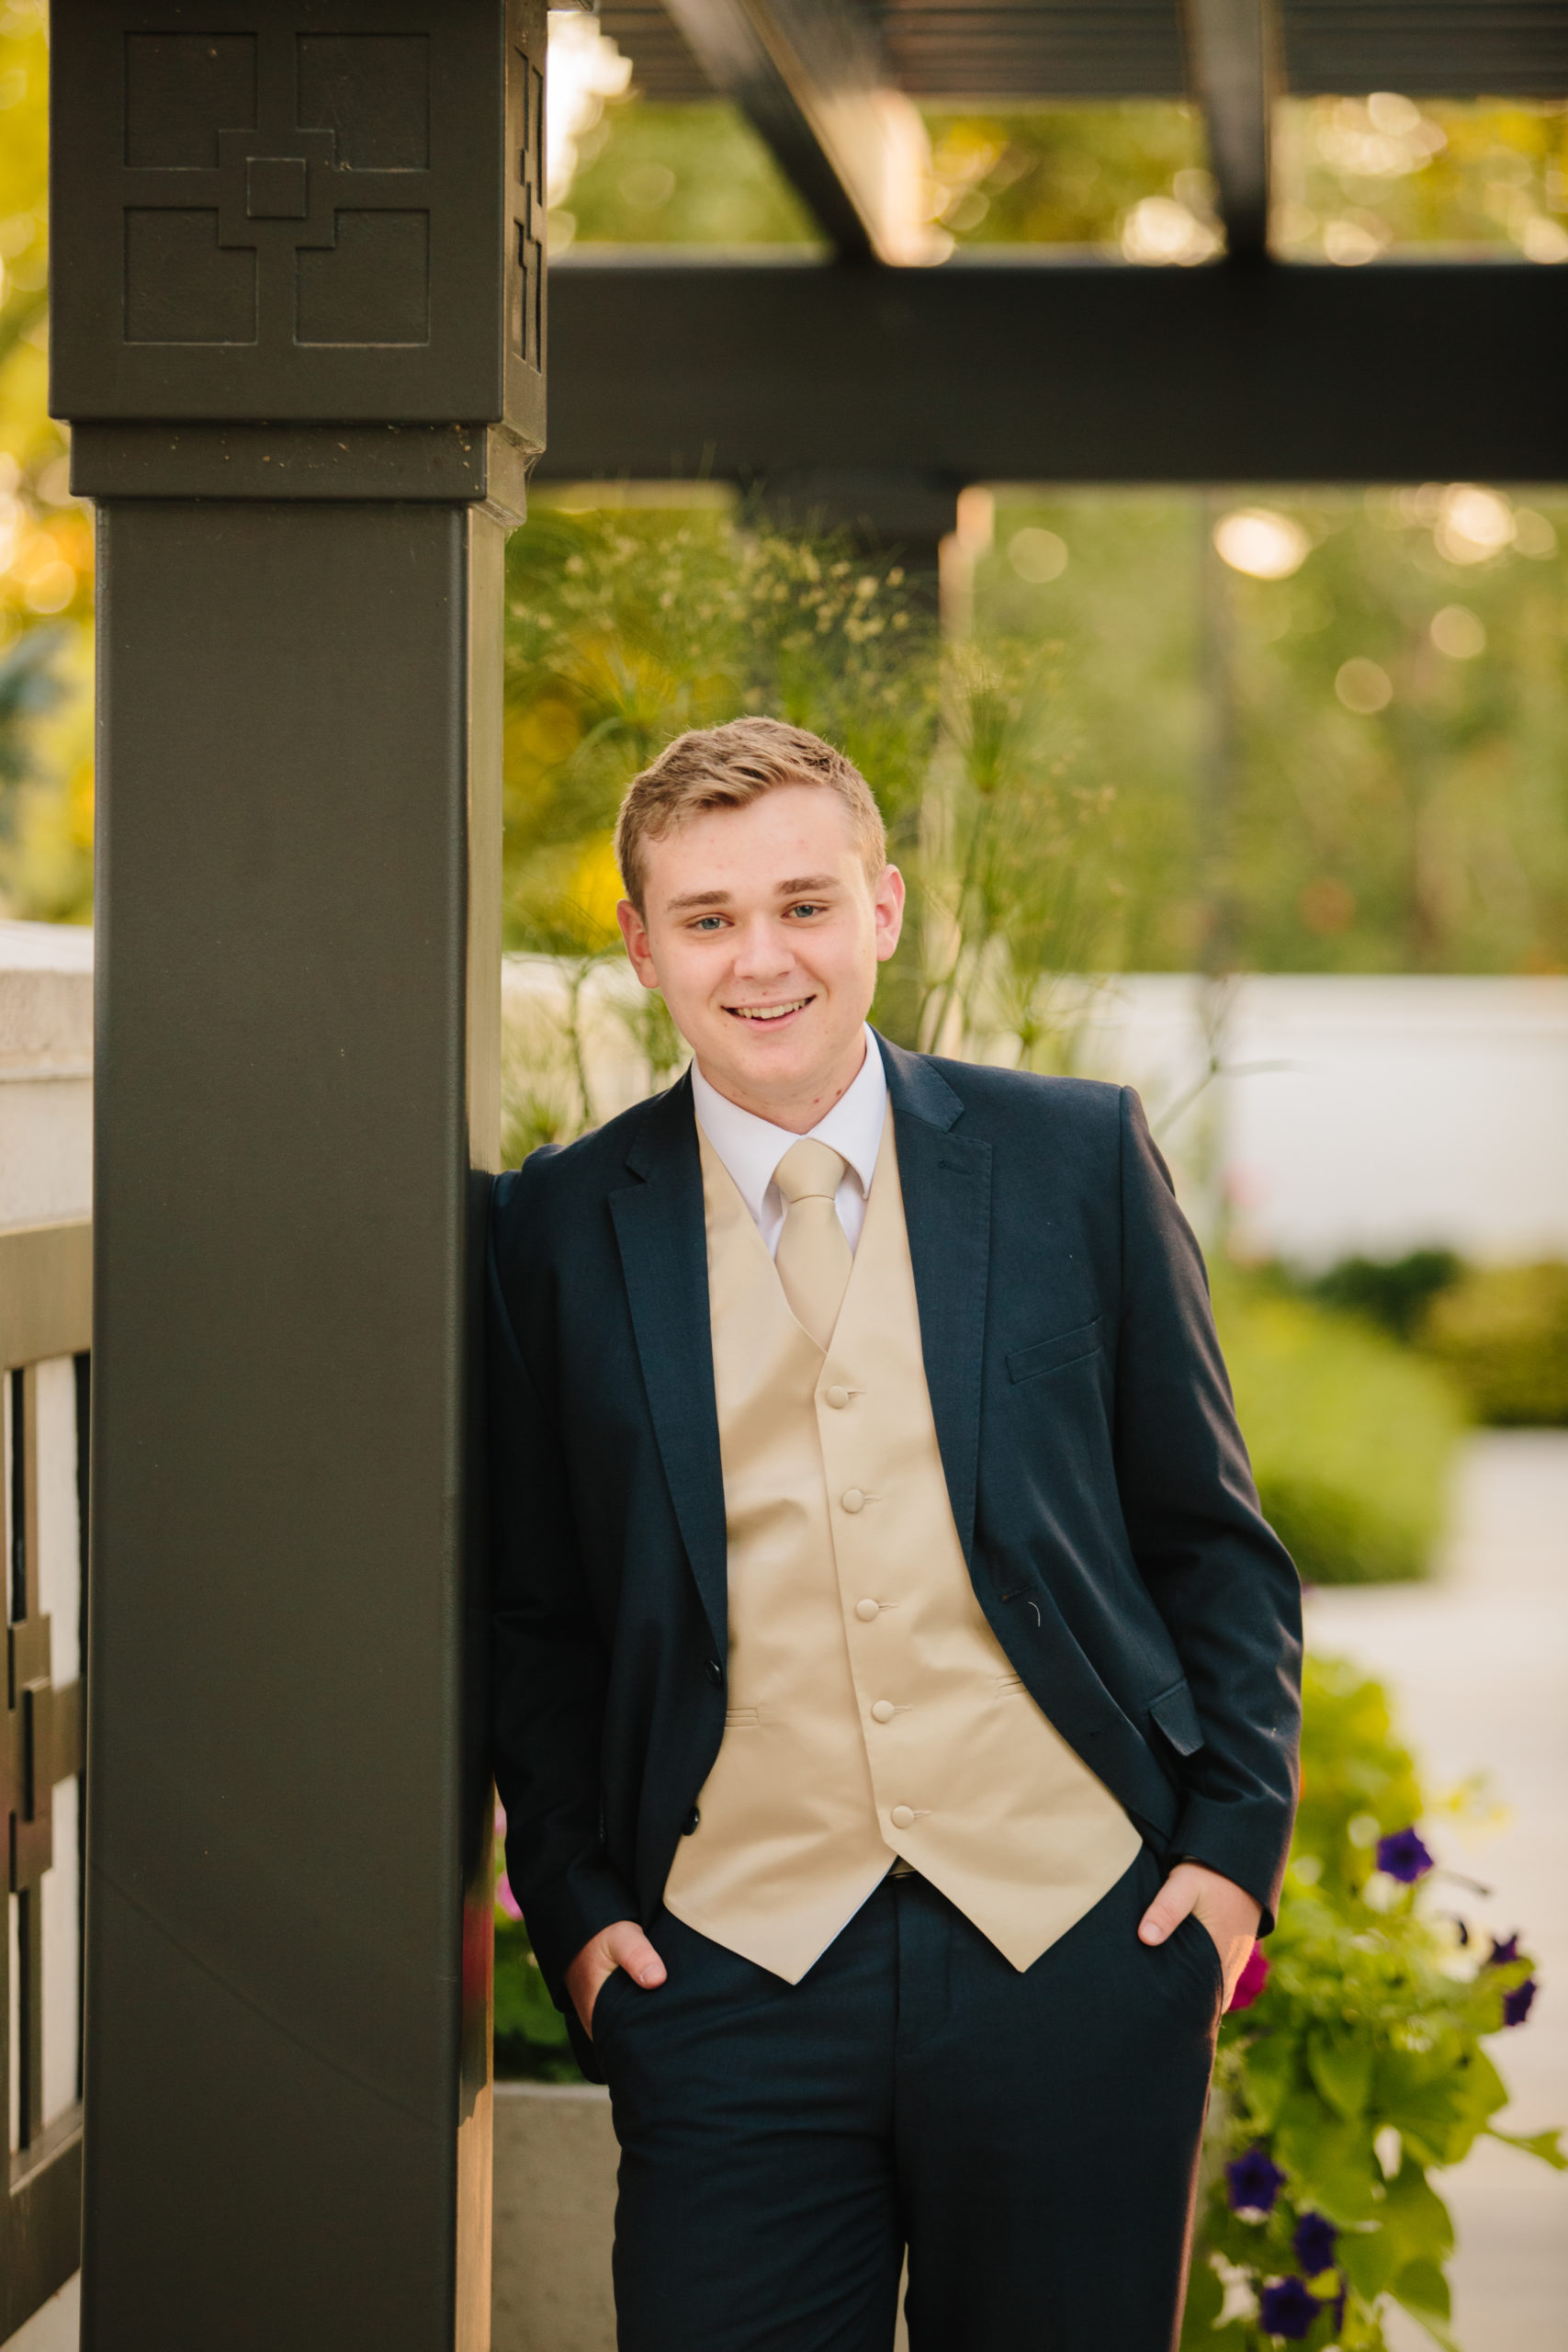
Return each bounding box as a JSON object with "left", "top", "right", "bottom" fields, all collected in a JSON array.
[
  {"left": 1112, "top": 1087, "right": 1303, "bottom": 1931},
  {"left": 488, "top": 1174, "right": 637, "bottom": 1996}
]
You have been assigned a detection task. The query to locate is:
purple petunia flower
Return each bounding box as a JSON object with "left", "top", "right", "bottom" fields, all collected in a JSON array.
[
  {"left": 1504, "top": 1976, "right": 1537, "bottom": 2027},
  {"left": 1376, "top": 1826, "right": 1435, "bottom": 1883},
  {"left": 1487, "top": 1933, "right": 1520, "bottom": 1967},
  {"left": 1259, "top": 2277, "right": 1319, "bottom": 2339},
  {"left": 1227, "top": 2146, "right": 1287, "bottom": 2215},
  {"left": 1293, "top": 2211, "right": 1337, "bottom": 2276}
]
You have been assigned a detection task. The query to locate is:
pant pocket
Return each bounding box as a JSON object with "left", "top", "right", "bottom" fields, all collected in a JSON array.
[{"left": 1176, "top": 1911, "right": 1225, "bottom": 2010}]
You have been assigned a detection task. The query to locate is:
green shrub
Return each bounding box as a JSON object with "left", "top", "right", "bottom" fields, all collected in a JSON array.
[
  {"left": 1305, "top": 1252, "right": 1464, "bottom": 1345},
  {"left": 1184, "top": 1655, "right": 1562, "bottom": 2351},
  {"left": 1213, "top": 1276, "right": 1467, "bottom": 1584},
  {"left": 1418, "top": 1262, "right": 1568, "bottom": 1427}
]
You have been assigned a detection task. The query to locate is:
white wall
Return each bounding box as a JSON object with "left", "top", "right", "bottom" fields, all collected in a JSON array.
[
  {"left": 0, "top": 921, "right": 92, "bottom": 1228},
  {"left": 1071, "top": 974, "right": 1568, "bottom": 1266}
]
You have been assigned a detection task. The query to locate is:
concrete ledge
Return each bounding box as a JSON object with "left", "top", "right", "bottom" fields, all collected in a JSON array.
[
  {"left": 492, "top": 2084, "right": 618, "bottom": 2352},
  {"left": 491, "top": 2078, "right": 911, "bottom": 2350}
]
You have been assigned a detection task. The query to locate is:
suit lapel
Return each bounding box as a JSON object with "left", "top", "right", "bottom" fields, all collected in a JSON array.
[
  {"left": 610, "top": 1076, "right": 729, "bottom": 1653},
  {"left": 877, "top": 1035, "right": 992, "bottom": 1564}
]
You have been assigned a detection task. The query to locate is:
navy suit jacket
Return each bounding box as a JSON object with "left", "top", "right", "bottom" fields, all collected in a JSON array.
[{"left": 488, "top": 1035, "right": 1302, "bottom": 2033}]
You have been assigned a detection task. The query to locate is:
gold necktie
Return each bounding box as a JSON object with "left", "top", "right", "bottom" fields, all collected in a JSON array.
[{"left": 773, "top": 1139, "right": 852, "bottom": 1350}]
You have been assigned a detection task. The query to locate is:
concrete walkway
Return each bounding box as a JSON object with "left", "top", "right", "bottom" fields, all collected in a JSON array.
[{"left": 1308, "top": 1432, "right": 1568, "bottom": 2352}]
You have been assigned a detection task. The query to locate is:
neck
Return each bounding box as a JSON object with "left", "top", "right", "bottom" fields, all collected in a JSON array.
[{"left": 696, "top": 1030, "right": 869, "bottom": 1133}]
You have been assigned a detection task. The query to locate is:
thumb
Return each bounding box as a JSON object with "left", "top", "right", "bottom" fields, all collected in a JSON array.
[
  {"left": 604, "top": 1920, "right": 667, "bottom": 1988},
  {"left": 1138, "top": 1871, "right": 1198, "bottom": 1947}
]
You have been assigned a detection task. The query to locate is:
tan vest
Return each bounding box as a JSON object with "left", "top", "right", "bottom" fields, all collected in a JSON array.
[{"left": 661, "top": 1116, "right": 1141, "bottom": 1983}]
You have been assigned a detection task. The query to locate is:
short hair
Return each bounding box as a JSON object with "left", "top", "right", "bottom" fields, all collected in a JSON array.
[{"left": 614, "top": 717, "right": 886, "bottom": 915}]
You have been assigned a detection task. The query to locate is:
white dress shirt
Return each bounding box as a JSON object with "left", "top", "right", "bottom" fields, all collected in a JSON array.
[{"left": 690, "top": 1027, "right": 887, "bottom": 1259}]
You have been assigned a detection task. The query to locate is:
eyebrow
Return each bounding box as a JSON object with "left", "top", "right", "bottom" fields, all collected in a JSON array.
[{"left": 663, "top": 874, "right": 840, "bottom": 914}]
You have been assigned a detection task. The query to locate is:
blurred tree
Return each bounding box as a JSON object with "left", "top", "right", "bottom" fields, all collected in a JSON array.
[
  {"left": 1275, "top": 95, "right": 1568, "bottom": 263},
  {"left": 974, "top": 488, "right": 1568, "bottom": 976},
  {"left": 557, "top": 97, "right": 817, "bottom": 249},
  {"left": 0, "top": 0, "right": 94, "bottom": 924}
]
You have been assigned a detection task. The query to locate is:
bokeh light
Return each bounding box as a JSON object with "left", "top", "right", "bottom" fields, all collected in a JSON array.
[
  {"left": 1430, "top": 605, "right": 1486, "bottom": 660},
  {"left": 1214, "top": 509, "right": 1311, "bottom": 581},
  {"left": 1008, "top": 527, "right": 1068, "bottom": 583},
  {"left": 1336, "top": 658, "right": 1393, "bottom": 715}
]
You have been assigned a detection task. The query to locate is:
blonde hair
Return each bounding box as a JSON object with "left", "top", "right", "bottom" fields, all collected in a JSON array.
[{"left": 614, "top": 718, "right": 886, "bottom": 914}]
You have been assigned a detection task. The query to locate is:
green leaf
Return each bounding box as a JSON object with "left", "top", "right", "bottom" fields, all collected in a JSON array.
[
  {"left": 1276, "top": 2091, "right": 1381, "bottom": 2225},
  {"left": 1308, "top": 2029, "right": 1373, "bottom": 2120},
  {"left": 1379, "top": 2163, "right": 1454, "bottom": 2272},
  {"left": 1391, "top": 2258, "right": 1460, "bottom": 2352},
  {"left": 1450, "top": 2046, "right": 1508, "bottom": 2138},
  {"left": 1244, "top": 2030, "right": 1300, "bottom": 2132},
  {"left": 1487, "top": 2124, "right": 1568, "bottom": 2170},
  {"left": 1336, "top": 2224, "right": 1398, "bottom": 2301},
  {"left": 1372, "top": 2052, "right": 1472, "bottom": 2168}
]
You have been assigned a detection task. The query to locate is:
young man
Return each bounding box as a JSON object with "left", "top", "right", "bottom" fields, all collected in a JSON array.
[{"left": 488, "top": 717, "right": 1301, "bottom": 2352}]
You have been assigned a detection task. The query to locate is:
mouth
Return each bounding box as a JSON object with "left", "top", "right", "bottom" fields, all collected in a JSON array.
[{"left": 724, "top": 997, "right": 813, "bottom": 1025}]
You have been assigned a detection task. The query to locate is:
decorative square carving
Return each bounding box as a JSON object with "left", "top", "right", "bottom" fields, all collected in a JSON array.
[
  {"left": 52, "top": 1, "right": 541, "bottom": 437},
  {"left": 125, "top": 209, "right": 257, "bottom": 344},
  {"left": 502, "top": 0, "right": 547, "bottom": 446},
  {"left": 124, "top": 31, "right": 256, "bottom": 167},
  {"left": 298, "top": 211, "right": 429, "bottom": 345},
  {"left": 298, "top": 33, "right": 429, "bottom": 171},
  {"left": 246, "top": 153, "right": 308, "bottom": 220}
]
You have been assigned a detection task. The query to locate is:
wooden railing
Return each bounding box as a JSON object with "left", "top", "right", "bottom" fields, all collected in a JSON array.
[{"left": 1, "top": 1218, "right": 90, "bottom": 2337}]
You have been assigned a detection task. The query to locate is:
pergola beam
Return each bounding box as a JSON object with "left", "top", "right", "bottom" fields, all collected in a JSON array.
[
  {"left": 656, "top": 0, "right": 936, "bottom": 263},
  {"left": 1182, "top": 0, "right": 1277, "bottom": 262},
  {"left": 542, "top": 256, "right": 1568, "bottom": 488}
]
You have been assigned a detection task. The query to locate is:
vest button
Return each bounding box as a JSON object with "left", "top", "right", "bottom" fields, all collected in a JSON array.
[
  {"left": 871, "top": 1700, "right": 897, "bottom": 1724},
  {"left": 705, "top": 1657, "right": 723, "bottom": 1688},
  {"left": 826, "top": 1385, "right": 851, "bottom": 1409},
  {"left": 855, "top": 1599, "right": 880, "bottom": 1623},
  {"left": 841, "top": 1487, "right": 865, "bottom": 1514},
  {"left": 682, "top": 1805, "right": 700, "bottom": 1835},
  {"left": 890, "top": 1805, "right": 916, "bottom": 1830}
]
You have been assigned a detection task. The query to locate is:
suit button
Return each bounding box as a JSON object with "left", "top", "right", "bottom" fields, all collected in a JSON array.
[
  {"left": 705, "top": 1657, "right": 723, "bottom": 1688},
  {"left": 871, "top": 1700, "right": 897, "bottom": 1724},
  {"left": 826, "top": 1385, "right": 851, "bottom": 1409},
  {"left": 855, "top": 1599, "right": 880, "bottom": 1623},
  {"left": 682, "top": 1806, "right": 700, "bottom": 1835},
  {"left": 891, "top": 1805, "right": 916, "bottom": 1830},
  {"left": 841, "top": 1487, "right": 865, "bottom": 1514}
]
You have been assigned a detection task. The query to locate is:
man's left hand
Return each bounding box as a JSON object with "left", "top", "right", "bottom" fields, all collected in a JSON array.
[{"left": 1138, "top": 1861, "right": 1261, "bottom": 2009}]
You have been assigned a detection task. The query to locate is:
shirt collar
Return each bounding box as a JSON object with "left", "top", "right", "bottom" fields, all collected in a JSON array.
[{"left": 690, "top": 1027, "right": 887, "bottom": 1224}]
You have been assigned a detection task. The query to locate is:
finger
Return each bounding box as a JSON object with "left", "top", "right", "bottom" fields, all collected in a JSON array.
[
  {"left": 1138, "top": 1886, "right": 1196, "bottom": 1945},
  {"left": 603, "top": 1920, "right": 667, "bottom": 1987}
]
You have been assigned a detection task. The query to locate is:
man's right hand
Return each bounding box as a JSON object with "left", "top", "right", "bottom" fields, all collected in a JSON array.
[{"left": 565, "top": 1919, "right": 668, "bottom": 2040}]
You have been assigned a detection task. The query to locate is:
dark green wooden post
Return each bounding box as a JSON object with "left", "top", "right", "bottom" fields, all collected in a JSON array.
[{"left": 49, "top": 6, "right": 544, "bottom": 2342}]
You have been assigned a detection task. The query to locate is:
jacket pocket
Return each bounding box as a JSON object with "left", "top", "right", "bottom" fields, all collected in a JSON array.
[
  {"left": 1007, "top": 1316, "right": 1104, "bottom": 1385},
  {"left": 1147, "top": 1677, "right": 1206, "bottom": 1758}
]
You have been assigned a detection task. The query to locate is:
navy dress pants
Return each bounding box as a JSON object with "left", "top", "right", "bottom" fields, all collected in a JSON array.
[{"left": 592, "top": 1847, "right": 1223, "bottom": 2352}]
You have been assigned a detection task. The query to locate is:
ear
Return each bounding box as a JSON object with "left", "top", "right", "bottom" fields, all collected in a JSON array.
[
  {"left": 617, "top": 898, "right": 661, "bottom": 990},
  {"left": 873, "top": 865, "right": 906, "bottom": 964}
]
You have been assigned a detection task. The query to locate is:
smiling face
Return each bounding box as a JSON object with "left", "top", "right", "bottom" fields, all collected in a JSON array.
[{"left": 616, "top": 783, "right": 905, "bottom": 1130}]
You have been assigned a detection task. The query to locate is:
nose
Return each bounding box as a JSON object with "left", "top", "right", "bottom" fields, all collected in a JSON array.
[{"left": 731, "top": 915, "right": 795, "bottom": 983}]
